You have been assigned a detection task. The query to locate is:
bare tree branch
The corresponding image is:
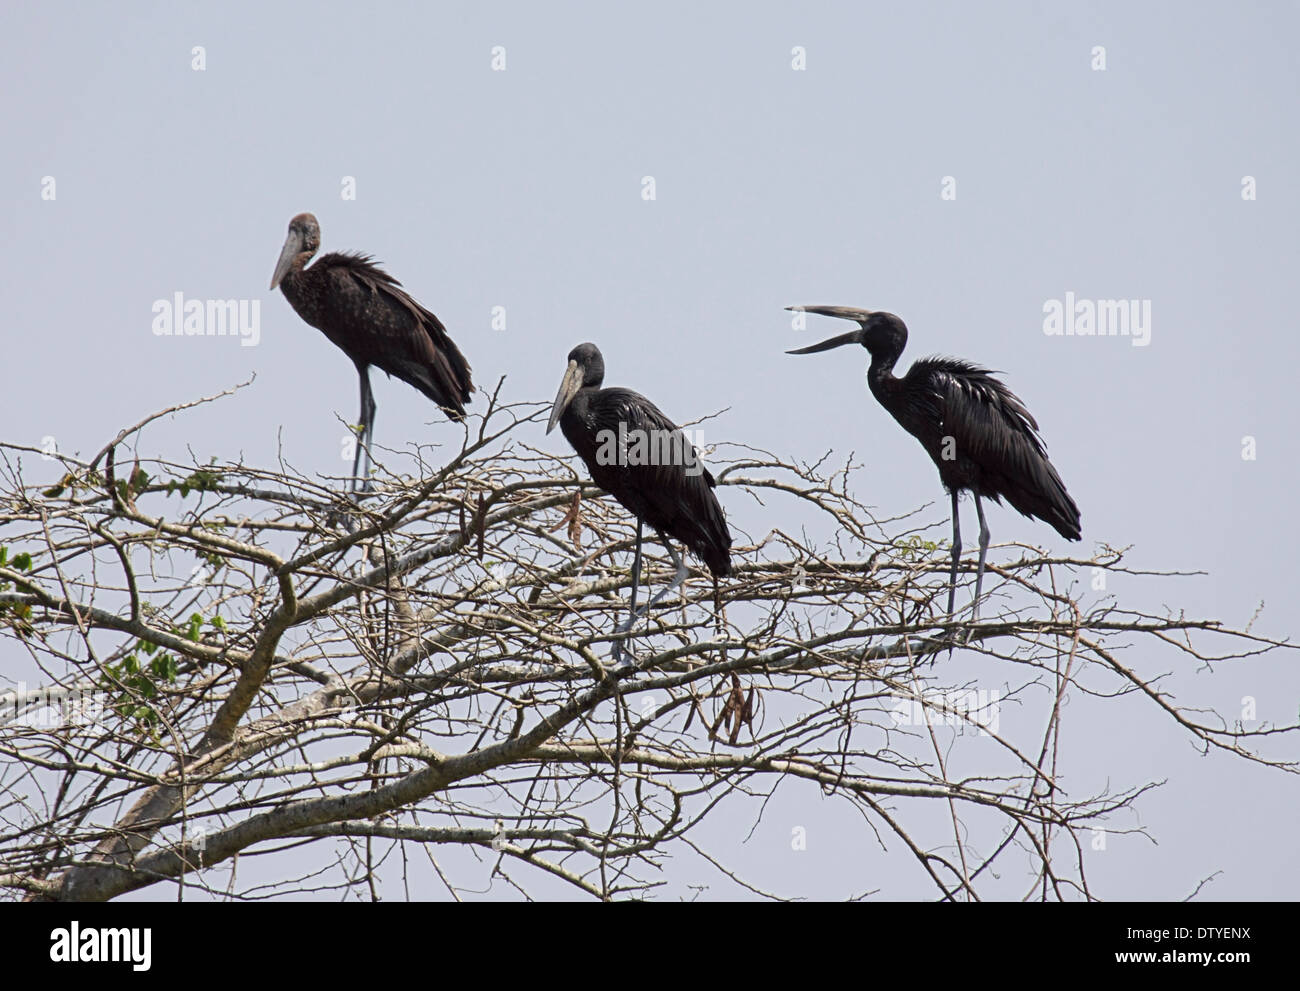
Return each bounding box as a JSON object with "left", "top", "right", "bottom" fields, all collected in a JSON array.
[{"left": 0, "top": 394, "right": 1293, "bottom": 902}]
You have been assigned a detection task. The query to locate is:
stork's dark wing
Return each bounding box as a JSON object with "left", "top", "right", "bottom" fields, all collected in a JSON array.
[
  {"left": 582, "top": 388, "right": 732, "bottom": 577},
  {"left": 320, "top": 252, "right": 474, "bottom": 420},
  {"left": 908, "top": 357, "right": 1081, "bottom": 540}
]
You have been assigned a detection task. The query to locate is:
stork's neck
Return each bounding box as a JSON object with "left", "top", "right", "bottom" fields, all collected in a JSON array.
[
  {"left": 569, "top": 386, "right": 598, "bottom": 420},
  {"left": 280, "top": 251, "right": 315, "bottom": 288},
  {"left": 277, "top": 254, "right": 323, "bottom": 325},
  {"left": 866, "top": 351, "right": 900, "bottom": 400},
  {"left": 558, "top": 387, "right": 595, "bottom": 445},
  {"left": 279, "top": 251, "right": 320, "bottom": 298}
]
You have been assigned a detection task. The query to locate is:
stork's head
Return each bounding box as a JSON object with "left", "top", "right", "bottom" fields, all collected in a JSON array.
[
  {"left": 785, "top": 306, "right": 908, "bottom": 360},
  {"left": 547, "top": 343, "right": 605, "bottom": 434},
  {"left": 269, "top": 213, "right": 321, "bottom": 290}
]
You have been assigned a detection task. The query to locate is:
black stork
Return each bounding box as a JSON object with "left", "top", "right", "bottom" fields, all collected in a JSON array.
[
  {"left": 787, "top": 306, "right": 1081, "bottom": 625},
  {"left": 270, "top": 213, "right": 473, "bottom": 492},
  {"left": 547, "top": 343, "right": 731, "bottom": 663}
]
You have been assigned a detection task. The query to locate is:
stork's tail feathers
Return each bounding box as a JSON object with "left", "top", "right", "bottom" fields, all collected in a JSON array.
[
  {"left": 699, "top": 540, "right": 732, "bottom": 579},
  {"left": 1047, "top": 501, "right": 1082, "bottom": 542},
  {"left": 1004, "top": 473, "right": 1081, "bottom": 541},
  {"left": 683, "top": 514, "right": 732, "bottom": 578}
]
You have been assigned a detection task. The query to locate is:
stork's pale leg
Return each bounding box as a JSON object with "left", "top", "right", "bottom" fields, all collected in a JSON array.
[
  {"left": 349, "top": 371, "right": 366, "bottom": 491},
  {"left": 354, "top": 369, "right": 377, "bottom": 495},
  {"left": 642, "top": 536, "right": 688, "bottom": 612},
  {"left": 970, "top": 495, "right": 990, "bottom": 625},
  {"left": 615, "top": 530, "right": 689, "bottom": 668},
  {"left": 613, "top": 517, "right": 645, "bottom": 665},
  {"left": 947, "top": 490, "right": 962, "bottom": 621}
]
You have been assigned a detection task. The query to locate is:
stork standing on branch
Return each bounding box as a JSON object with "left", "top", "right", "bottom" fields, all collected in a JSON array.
[
  {"left": 547, "top": 343, "right": 732, "bottom": 664},
  {"left": 270, "top": 213, "right": 474, "bottom": 493},
  {"left": 787, "top": 306, "right": 1081, "bottom": 626}
]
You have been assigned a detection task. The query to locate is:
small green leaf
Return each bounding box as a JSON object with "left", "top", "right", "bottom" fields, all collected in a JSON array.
[{"left": 149, "top": 653, "right": 177, "bottom": 682}]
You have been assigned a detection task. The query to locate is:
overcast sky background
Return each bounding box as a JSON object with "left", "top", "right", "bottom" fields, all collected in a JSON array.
[{"left": 2, "top": 1, "right": 1297, "bottom": 900}]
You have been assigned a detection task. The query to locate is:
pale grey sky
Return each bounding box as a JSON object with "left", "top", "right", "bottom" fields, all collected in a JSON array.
[{"left": 2, "top": 1, "right": 1296, "bottom": 899}]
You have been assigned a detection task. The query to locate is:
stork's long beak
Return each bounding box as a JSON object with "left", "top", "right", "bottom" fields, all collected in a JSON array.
[
  {"left": 785, "top": 305, "right": 871, "bottom": 354},
  {"left": 547, "top": 360, "right": 584, "bottom": 434},
  {"left": 787, "top": 328, "right": 865, "bottom": 354},
  {"left": 269, "top": 229, "right": 305, "bottom": 290},
  {"left": 787, "top": 305, "right": 875, "bottom": 322}
]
